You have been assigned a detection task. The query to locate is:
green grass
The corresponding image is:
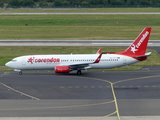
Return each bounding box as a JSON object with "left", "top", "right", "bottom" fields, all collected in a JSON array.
[
  {"left": 0, "top": 14, "right": 160, "bottom": 40},
  {"left": 1, "top": 46, "right": 160, "bottom": 71},
  {"left": 0, "top": 15, "right": 159, "bottom": 26}
]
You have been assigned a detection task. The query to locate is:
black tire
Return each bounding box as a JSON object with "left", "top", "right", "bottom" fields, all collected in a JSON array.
[
  {"left": 19, "top": 71, "right": 22, "bottom": 75},
  {"left": 77, "top": 70, "right": 81, "bottom": 75}
]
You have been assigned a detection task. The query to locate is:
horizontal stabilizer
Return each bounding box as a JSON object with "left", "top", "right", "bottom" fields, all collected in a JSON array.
[{"left": 134, "top": 52, "right": 151, "bottom": 58}]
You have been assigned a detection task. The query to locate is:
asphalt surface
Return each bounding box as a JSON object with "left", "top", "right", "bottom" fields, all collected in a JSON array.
[
  {"left": 0, "top": 67, "right": 160, "bottom": 118},
  {"left": 0, "top": 40, "right": 160, "bottom": 46},
  {"left": 0, "top": 40, "right": 160, "bottom": 47}
]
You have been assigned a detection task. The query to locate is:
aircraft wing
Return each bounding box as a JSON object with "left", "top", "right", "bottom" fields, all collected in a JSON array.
[{"left": 61, "top": 54, "right": 102, "bottom": 70}]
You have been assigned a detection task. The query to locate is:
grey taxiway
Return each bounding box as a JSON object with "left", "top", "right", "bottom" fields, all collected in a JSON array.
[
  {"left": 0, "top": 40, "right": 160, "bottom": 47},
  {"left": 0, "top": 67, "right": 160, "bottom": 120}
]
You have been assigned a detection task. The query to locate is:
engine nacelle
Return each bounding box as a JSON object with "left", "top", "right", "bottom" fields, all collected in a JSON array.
[{"left": 55, "top": 66, "right": 70, "bottom": 73}]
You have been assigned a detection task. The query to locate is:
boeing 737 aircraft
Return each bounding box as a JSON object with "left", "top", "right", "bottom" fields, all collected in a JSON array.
[{"left": 5, "top": 27, "right": 152, "bottom": 75}]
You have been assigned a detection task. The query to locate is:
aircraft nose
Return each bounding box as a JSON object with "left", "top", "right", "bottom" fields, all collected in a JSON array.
[{"left": 5, "top": 62, "right": 12, "bottom": 68}]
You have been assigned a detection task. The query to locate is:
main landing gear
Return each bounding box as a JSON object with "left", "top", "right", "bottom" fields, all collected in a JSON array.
[
  {"left": 77, "top": 70, "right": 81, "bottom": 75},
  {"left": 19, "top": 71, "right": 22, "bottom": 75}
]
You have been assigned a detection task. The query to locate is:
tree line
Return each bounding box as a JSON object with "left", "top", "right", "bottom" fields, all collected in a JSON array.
[{"left": 0, "top": 0, "right": 160, "bottom": 8}]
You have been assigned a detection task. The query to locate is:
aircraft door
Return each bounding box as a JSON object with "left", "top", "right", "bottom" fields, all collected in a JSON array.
[
  {"left": 22, "top": 57, "right": 26, "bottom": 65},
  {"left": 123, "top": 57, "right": 127, "bottom": 65}
]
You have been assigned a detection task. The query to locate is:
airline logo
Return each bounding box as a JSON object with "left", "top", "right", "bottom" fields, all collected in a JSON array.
[
  {"left": 131, "top": 31, "right": 149, "bottom": 53},
  {"left": 130, "top": 44, "right": 138, "bottom": 53},
  {"left": 27, "top": 57, "right": 60, "bottom": 64}
]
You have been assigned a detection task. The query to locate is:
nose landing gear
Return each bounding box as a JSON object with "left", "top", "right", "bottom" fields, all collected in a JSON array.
[{"left": 14, "top": 69, "right": 22, "bottom": 75}]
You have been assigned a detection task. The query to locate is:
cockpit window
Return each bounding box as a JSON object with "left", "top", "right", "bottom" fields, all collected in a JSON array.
[{"left": 11, "top": 59, "right": 17, "bottom": 62}]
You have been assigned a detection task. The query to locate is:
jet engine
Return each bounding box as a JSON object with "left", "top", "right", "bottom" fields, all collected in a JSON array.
[{"left": 55, "top": 66, "right": 70, "bottom": 73}]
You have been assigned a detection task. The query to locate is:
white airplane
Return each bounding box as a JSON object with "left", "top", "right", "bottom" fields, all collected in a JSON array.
[{"left": 5, "top": 27, "right": 152, "bottom": 75}]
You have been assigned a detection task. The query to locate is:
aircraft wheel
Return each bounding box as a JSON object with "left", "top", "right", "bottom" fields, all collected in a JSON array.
[
  {"left": 77, "top": 70, "right": 81, "bottom": 75},
  {"left": 19, "top": 71, "right": 22, "bottom": 75}
]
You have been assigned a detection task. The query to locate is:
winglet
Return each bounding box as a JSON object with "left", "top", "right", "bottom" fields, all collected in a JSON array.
[
  {"left": 116, "top": 27, "right": 152, "bottom": 56},
  {"left": 96, "top": 48, "right": 102, "bottom": 54},
  {"left": 94, "top": 54, "right": 102, "bottom": 63}
]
